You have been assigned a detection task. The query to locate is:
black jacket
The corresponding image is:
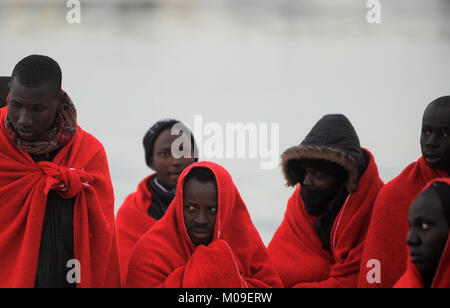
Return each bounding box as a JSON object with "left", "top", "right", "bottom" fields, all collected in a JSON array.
[{"left": 32, "top": 151, "right": 76, "bottom": 289}]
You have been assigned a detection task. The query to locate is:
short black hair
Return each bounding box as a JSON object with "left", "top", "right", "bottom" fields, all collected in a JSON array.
[
  {"left": 11, "top": 55, "right": 62, "bottom": 94},
  {"left": 184, "top": 167, "right": 217, "bottom": 186},
  {"left": 429, "top": 96, "right": 450, "bottom": 108}
]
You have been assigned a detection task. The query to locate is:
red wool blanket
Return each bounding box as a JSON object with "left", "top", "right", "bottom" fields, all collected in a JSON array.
[
  {"left": 268, "top": 149, "right": 384, "bottom": 288},
  {"left": 116, "top": 175, "right": 157, "bottom": 283},
  {"left": 394, "top": 178, "right": 450, "bottom": 289},
  {"left": 0, "top": 107, "right": 121, "bottom": 288},
  {"left": 358, "top": 157, "right": 448, "bottom": 288},
  {"left": 126, "top": 161, "right": 283, "bottom": 288},
  {"left": 394, "top": 233, "right": 450, "bottom": 288}
]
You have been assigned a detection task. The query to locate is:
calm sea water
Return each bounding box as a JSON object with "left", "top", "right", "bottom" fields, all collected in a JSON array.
[{"left": 1, "top": 0, "right": 449, "bottom": 243}]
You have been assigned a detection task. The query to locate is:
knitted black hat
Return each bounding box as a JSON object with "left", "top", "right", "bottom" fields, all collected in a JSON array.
[{"left": 143, "top": 119, "right": 198, "bottom": 166}]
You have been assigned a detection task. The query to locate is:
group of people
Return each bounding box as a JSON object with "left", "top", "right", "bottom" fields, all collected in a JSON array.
[{"left": 0, "top": 55, "right": 448, "bottom": 288}]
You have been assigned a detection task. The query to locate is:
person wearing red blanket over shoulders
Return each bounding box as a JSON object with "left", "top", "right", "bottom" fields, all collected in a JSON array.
[
  {"left": 126, "top": 162, "right": 283, "bottom": 288},
  {"left": 116, "top": 119, "right": 197, "bottom": 283},
  {"left": 395, "top": 179, "right": 450, "bottom": 288},
  {"left": 0, "top": 55, "right": 120, "bottom": 288},
  {"left": 268, "top": 114, "right": 384, "bottom": 288},
  {"left": 359, "top": 97, "right": 450, "bottom": 288}
]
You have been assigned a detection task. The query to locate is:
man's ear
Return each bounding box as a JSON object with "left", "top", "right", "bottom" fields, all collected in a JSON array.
[{"left": 148, "top": 160, "right": 155, "bottom": 171}]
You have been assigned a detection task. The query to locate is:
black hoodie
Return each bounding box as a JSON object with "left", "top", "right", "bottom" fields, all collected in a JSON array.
[{"left": 282, "top": 114, "right": 368, "bottom": 250}]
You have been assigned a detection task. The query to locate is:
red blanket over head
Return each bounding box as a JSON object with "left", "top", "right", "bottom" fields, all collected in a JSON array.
[
  {"left": 268, "top": 149, "right": 384, "bottom": 288},
  {"left": 116, "top": 175, "right": 157, "bottom": 283},
  {"left": 394, "top": 178, "right": 450, "bottom": 289},
  {"left": 0, "top": 107, "right": 121, "bottom": 288},
  {"left": 394, "top": 237, "right": 450, "bottom": 288},
  {"left": 125, "top": 161, "right": 283, "bottom": 288},
  {"left": 358, "top": 158, "right": 448, "bottom": 288}
]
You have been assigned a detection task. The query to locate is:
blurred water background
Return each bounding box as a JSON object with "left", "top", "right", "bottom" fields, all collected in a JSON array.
[{"left": 1, "top": 0, "right": 449, "bottom": 243}]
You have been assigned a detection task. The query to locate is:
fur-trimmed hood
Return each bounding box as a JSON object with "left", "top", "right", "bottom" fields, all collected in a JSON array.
[{"left": 282, "top": 114, "right": 366, "bottom": 193}]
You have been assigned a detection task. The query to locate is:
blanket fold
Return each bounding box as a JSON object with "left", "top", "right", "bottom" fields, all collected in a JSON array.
[
  {"left": 0, "top": 107, "right": 120, "bottom": 288},
  {"left": 116, "top": 175, "right": 157, "bottom": 283}
]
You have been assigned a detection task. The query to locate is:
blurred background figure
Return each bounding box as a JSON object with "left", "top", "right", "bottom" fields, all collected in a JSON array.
[
  {"left": 0, "top": 77, "right": 10, "bottom": 108},
  {"left": 1, "top": 0, "right": 449, "bottom": 243}
]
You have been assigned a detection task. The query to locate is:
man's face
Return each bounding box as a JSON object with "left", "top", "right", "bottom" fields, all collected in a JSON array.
[
  {"left": 300, "top": 167, "right": 340, "bottom": 216},
  {"left": 407, "top": 189, "right": 449, "bottom": 279},
  {"left": 183, "top": 178, "right": 218, "bottom": 246},
  {"left": 150, "top": 128, "right": 196, "bottom": 189},
  {"left": 302, "top": 168, "right": 338, "bottom": 191},
  {"left": 7, "top": 78, "right": 60, "bottom": 142},
  {"left": 421, "top": 104, "right": 450, "bottom": 172}
]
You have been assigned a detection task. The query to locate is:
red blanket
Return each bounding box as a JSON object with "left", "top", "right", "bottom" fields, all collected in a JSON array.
[
  {"left": 126, "top": 161, "right": 283, "bottom": 288},
  {"left": 0, "top": 107, "right": 121, "bottom": 288},
  {"left": 394, "top": 178, "right": 450, "bottom": 289},
  {"left": 268, "top": 149, "right": 383, "bottom": 288},
  {"left": 116, "top": 175, "right": 157, "bottom": 283},
  {"left": 394, "top": 234, "right": 450, "bottom": 288},
  {"left": 358, "top": 158, "right": 448, "bottom": 288}
]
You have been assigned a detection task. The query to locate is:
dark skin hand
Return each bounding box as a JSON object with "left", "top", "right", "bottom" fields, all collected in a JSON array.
[
  {"left": 149, "top": 128, "right": 196, "bottom": 190},
  {"left": 421, "top": 102, "right": 450, "bottom": 174},
  {"left": 183, "top": 178, "right": 218, "bottom": 247},
  {"left": 407, "top": 188, "right": 449, "bottom": 288},
  {"left": 7, "top": 78, "right": 61, "bottom": 142}
]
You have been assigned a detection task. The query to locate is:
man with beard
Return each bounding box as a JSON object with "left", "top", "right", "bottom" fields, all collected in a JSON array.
[{"left": 268, "top": 114, "right": 384, "bottom": 288}]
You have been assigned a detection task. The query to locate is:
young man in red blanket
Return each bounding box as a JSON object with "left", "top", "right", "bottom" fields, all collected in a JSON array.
[
  {"left": 116, "top": 119, "right": 197, "bottom": 282},
  {"left": 358, "top": 97, "right": 450, "bottom": 288},
  {"left": 268, "top": 114, "right": 384, "bottom": 288},
  {"left": 0, "top": 55, "right": 120, "bottom": 288},
  {"left": 395, "top": 178, "right": 450, "bottom": 288},
  {"left": 125, "top": 162, "right": 283, "bottom": 288}
]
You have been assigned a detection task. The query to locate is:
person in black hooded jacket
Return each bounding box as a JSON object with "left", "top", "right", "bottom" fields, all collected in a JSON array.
[
  {"left": 284, "top": 114, "right": 368, "bottom": 250},
  {"left": 268, "top": 114, "right": 384, "bottom": 288}
]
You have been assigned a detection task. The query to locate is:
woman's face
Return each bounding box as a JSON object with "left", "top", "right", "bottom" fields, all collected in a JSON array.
[{"left": 407, "top": 188, "right": 449, "bottom": 279}]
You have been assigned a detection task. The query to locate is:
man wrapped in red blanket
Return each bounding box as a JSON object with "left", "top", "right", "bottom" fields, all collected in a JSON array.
[
  {"left": 359, "top": 97, "right": 450, "bottom": 288},
  {"left": 126, "top": 161, "right": 283, "bottom": 288},
  {"left": 116, "top": 119, "right": 197, "bottom": 283},
  {"left": 0, "top": 55, "right": 120, "bottom": 288},
  {"left": 395, "top": 178, "right": 450, "bottom": 288},
  {"left": 268, "top": 114, "right": 384, "bottom": 288}
]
